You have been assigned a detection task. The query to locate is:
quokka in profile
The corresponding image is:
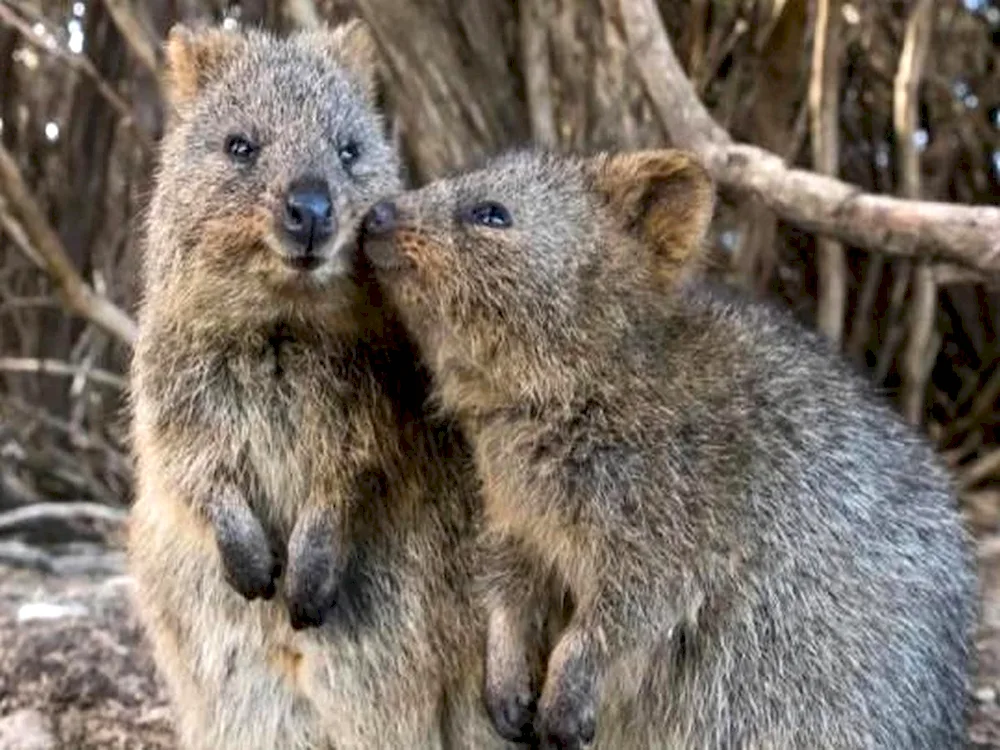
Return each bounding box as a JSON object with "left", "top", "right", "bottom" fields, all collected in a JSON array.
[
  {"left": 128, "top": 22, "right": 515, "bottom": 750},
  {"left": 359, "top": 148, "right": 976, "bottom": 749}
]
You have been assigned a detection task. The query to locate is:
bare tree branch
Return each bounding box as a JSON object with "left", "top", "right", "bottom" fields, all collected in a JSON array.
[
  {"left": 0, "top": 145, "right": 137, "bottom": 346},
  {"left": 0, "top": 501, "right": 126, "bottom": 534},
  {"left": 894, "top": 0, "right": 934, "bottom": 203},
  {"left": 620, "top": 0, "right": 1000, "bottom": 271},
  {"left": 808, "top": 0, "right": 846, "bottom": 343},
  {"left": 895, "top": 0, "right": 936, "bottom": 427},
  {"left": 960, "top": 446, "right": 1000, "bottom": 491},
  {"left": 0, "top": 539, "right": 125, "bottom": 575},
  {"left": 846, "top": 254, "right": 885, "bottom": 360},
  {"left": 99, "top": 0, "right": 161, "bottom": 77},
  {"left": 0, "top": 357, "right": 127, "bottom": 389}
]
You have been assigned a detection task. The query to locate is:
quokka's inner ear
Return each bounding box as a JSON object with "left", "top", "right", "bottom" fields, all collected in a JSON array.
[
  {"left": 164, "top": 24, "right": 247, "bottom": 107},
  {"left": 304, "top": 19, "right": 380, "bottom": 102},
  {"left": 589, "top": 149, "right": 715, "bottom": 282}
]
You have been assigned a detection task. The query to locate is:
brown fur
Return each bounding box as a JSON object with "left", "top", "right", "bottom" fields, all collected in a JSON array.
[
  {"left": 361, "top": 149, "right": 974, "bottom": 749},
  {"left": 128, "top": 23, "right": 513, "bottom": 750}
]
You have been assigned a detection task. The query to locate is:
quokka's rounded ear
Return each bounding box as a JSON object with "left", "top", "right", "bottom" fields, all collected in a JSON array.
[
  {"left": 588, "top": 149, "right": 715, "bottom": 282},
  {"left": 306, "top": 19, "right": 381, "bottom": 102},
  {"left": 164, "top": 24, "right": 247, "bottom": 107}
]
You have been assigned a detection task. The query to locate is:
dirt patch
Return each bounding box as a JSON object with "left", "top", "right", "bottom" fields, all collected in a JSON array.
[{"left": 0, "top": 568, "right": 174, "bottom": 750}]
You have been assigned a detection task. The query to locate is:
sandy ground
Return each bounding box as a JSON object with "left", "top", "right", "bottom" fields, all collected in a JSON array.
[
  {"left": 1, "top": 536, "right": 999, "bottom": 750},
  {"left": 0, "top": 568, "right": 173, "bottom": 749}
]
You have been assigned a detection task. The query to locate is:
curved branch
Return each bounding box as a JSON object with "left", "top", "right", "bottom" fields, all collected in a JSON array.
[
  {"left": 620, "top": 0, "right": 1000, "bottom": 271},
  {"left": 0, "top": 501, "right": 126, "bottom": 535},
  {"left": 0, "top": 145, "right": 137, "bottom": 346},
  {"left": 100, "top": 0, "right": 160, "bottom": 77},
  {"left": 895, "top": 0, "right": 937, "bottom": 426}
]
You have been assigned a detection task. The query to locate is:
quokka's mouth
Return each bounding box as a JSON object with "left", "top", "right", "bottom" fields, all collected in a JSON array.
[
  {"left": 283, "top": 254, "right": 324, "bottom": 272},
  {"left": 358, "top": 233, "right": 416, "bottom": 274},
  {"left": 360, "top": 235, "right": 415, "bottom": 274},
  {"left": 276, "top": 228, "right": 332, "bottom": 273},
  {"left": 269, "top": 227, "right": 359, "bottom": 281},
  {"left": 358, "top": 200, "right": 414, "bottom": 274}
]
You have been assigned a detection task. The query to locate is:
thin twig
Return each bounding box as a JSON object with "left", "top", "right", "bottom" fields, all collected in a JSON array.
[
  {"left": 0, "top": 357, "right": 126, "bottom": 389},
  {"left": 943, "top": 429, "right": 981, "bottom": 466},
  {"left": 960, "top": 447, "right": 1000, "bottom": 491},
  {"left": 946, "top": 366, "right": 1000, "bottom": 442},
  {"left": 895, "top": 0, "right": 937, "bottom": 427},
  {"left": 0, "top": 296, "right": 58, "bottom": 310},
  {"left": 809, "top": 0, "right": 846, "bottom": 344},
  {"left": 904, "top": 265, "right": 937, "bottom": 425},
  {"left": 686, "top": 0, "right": 710, "bottom": 81},
  {"left": 0, "top": 194, "right": 43, "bottom": 267},
  {"left": 846, "top": 254, "right": 885, "bottom": 361},
  {"left": 0, "top": 501, "right": 126, "bottom": 534},
  {"left": 935, "top": 264, "right": 988, "bottom": 286},
  {"left": 0, "top": 539, "right": 126, "bottom": 575},
  {"left": 872, "top": 262, "right": 913, "bottom": 385}
]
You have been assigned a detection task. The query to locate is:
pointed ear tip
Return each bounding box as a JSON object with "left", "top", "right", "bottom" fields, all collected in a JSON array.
[
  {"left": 341, "top": 17, "right": 370, "bottom": 31},
  {"left": 348, "top": 19, "right": 378, "bottom": 57},
  {"left": 663, "top": 151, "right": 715, "bottom": 201},
  {"left": 166, "top": 23, "right": 194, "bottom": 45},
  {"left": 328, "top": 17, "right": 374, "bottom": 42},
  {"left": 164, "top": 25, "right": 196, "bottom": 78}
]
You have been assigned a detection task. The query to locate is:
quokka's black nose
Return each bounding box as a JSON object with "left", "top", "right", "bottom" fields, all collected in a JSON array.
[
  {"left": 283, "top": 177, "right": 335, "bottom": 250},
  {"left": 362, "top": 200, "right": 398, "bottom": 237}
]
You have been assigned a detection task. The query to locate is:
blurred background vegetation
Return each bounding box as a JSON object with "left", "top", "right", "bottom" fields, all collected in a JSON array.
[
  {"left": 0, "top": 0, "right": 998, "bottom": 528},
  {"left": 2, "top": 2, "right": 1000, "bottom": 745}
]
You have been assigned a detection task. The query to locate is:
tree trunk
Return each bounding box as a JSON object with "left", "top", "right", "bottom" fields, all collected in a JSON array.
[{"left": 355, "top": 0, "right": 667, "bottom": 182}]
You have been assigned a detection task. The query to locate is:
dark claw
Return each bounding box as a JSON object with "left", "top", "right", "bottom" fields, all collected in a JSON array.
[
  {"left": 284, "top": 514, "right": 342, "bottom": 631},
  {"left": 212, "top": 504, "right": 279, "bottom": 601},
  {"left": 287, "top": 591, "right": 336, "bottom": 630},
  {"left": 486, "top": 685, "right": 537, "bottom": 744},
  {"left": 537, "top": 692, "right": 596, "bottom": 750},
  {"left": 538, "top": 715, "right": 595, "bottom": 750},
  {"left": 220, "top": 549, "right": 277, "bottom": 601}
]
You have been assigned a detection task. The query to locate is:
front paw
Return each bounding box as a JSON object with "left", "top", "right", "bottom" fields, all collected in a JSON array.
[
  {"left": 537, "top": 692, "right": 596, "bottom": 750},
  {"left": 284, "top": 514, "right": 342, "bottom": 630},
  {"left": 210, "top": 499, "right": 279, "bottom": 601},
  {"left": 536, "top": 630, "right": 599, "bottom": 750},
  {"left": 484, "top": 605, "right": 542, "bottom": 743},
  {"left": 485, "top": 679, "right": 537, "bottom": 744}
]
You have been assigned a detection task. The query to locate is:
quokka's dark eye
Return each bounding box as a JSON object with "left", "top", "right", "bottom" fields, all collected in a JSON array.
[
  {"left": 225, "top": 134, "right": 258, "bottom": 163},
  {"left": 465, "top": 201, "right": 513, "bottom": 229},
  {"left": 338, "top": 141, "right": 361, "bottom": 169}
]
